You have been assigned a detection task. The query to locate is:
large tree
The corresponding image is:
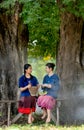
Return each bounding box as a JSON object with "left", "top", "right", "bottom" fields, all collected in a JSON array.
[
  {"left": 0, "top": 1, "right": 29, "bottom": 117},
  {"left": 57, "top": 0, "right": 84, "bottom": 124}
]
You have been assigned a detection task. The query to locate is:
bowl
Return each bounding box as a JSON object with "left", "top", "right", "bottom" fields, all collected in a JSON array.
[{"left": 38, "top": 91, "right": 47, "bottom": 96}]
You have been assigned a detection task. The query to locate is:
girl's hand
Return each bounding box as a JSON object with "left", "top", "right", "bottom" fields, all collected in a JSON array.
[
  {"left": 27, "top": 84, "right": 32, "bottom": 89},
  {"left": 20, "top": 84, "right": 31, "bottom": 92},
  {"left": 41, "top": 84, "right": 51, "bottom": 88},
  {"left": 41, "top": 84, "right": 48, "bottom": 87},
  {"left": 37, "top": 84, "right": 41, "bottom": 88}
]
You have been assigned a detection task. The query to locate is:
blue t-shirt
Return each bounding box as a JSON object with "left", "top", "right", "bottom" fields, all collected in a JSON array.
[
  {"left": 42, "top": 74, "right": 60, "bottom": 98},
  {"left": 19, "top": 75, "right": 39, "bottom": 97}
]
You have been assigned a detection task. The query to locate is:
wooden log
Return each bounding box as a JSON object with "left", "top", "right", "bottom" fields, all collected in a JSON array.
[
  {"left": 0, "top": 100, "right": 19, "bottom": 126},
  {"left": 10, "top": 113, "right": 23, "bottom": 124},
  {"left": 51, "top": 100, "right": 61, "bottom": 125},
  {"left": 56, "top": 101, "right": 61, "bottom": 125},
  {"left": 51, "top": 112, "right": 57, "bottom": 125},
  {"left": 56, "top": 106, "right": 59, "bottom": 125},
  {"left": 0, "top": 99, "right": 63, "bottom": 125},
  {"left": 0, "top": 100, "right": 19, "bottom": 103},
  {"left": 7, "top": 103, "right": 11, "bottom": 126}
]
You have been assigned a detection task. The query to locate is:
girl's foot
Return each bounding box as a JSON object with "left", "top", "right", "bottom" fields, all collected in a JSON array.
[
  {"left": 28, "top": 117, "right": 34, "bottom": 124},
  {"left": 46, "top": 118, "right": 51, "bottom": 123},
  {"left": 32, "top": 117, "right": 34, "bottom": 122},
  {"left": 41, "top": 114, "right": 47, "bottom": 119},
  {"left": 28, "top": 120, "right": 32, "bottom": 124}
]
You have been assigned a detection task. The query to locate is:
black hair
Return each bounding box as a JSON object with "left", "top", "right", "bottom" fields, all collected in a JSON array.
[
  {"left": 24, "top": 63, "right": 33, "bottom": 79},
  {"left": 46, "top": 63, "right": 55, "bottom": 71},
  {"left": 24, "top": 64, "right": 31, "bottom": 74}
]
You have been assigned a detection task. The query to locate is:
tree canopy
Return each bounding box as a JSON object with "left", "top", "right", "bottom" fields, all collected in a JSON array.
[
  {"left": 19, "top": 0, "right": 60, "bottom": 58},
  {"left": 0, "top": 0, "right": 84, "bottom": 58}
]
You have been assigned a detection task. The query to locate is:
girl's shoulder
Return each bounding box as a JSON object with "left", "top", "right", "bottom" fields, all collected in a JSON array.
[
  {"left": 52, "top": 74, "right": 59, "bottom": 80},
  {"left": 19, "top": 75, "right": 25, "bottom": 81},
  {"left": 31, "top": 75, "right": 38, "bottom": 80},
  {"left": 44, "top": 74, "right": 48, "bottom": 79}
]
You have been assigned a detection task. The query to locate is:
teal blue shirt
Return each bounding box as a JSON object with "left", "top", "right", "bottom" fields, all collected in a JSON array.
[{"left": 42, "top": 74, "right": 60, "bottom": 98}]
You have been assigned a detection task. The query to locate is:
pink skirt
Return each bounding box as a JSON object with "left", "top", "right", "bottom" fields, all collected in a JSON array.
[{"left": 37, "top": 95, "right": 56, "bottom": 110}]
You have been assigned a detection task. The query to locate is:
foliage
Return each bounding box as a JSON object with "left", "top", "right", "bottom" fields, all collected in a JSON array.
[
  {"left": 20, "top": 0, "right": 60, "bottom": 57},
  {"left": 0, "top": 0, "right": 16, "bottom": 9},
  {"left": 0, "top": 0, "right": 60, "bottom": 58},
  {"left": 59, "top": 0, "right": 84, "bottom": 19},
  {"left": 0, "top": 0, "right": 84, "bottom": 58}
]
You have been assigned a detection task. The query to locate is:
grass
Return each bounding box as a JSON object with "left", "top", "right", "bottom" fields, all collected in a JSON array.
[
  {"left": 0, "top": 124, "right": 84, "bottom": 130},
  {"left": 0, "top": 114, "right": 84, "bottom": 130}
]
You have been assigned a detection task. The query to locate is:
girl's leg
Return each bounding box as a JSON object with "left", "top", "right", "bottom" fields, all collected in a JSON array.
[
  {"left": 46, "top": 109, "right": 51, "bottom": 123},
  {"left": 41, "top": 108, "right": 47, "bottom": 119},
  {"left": 28, "top": 112, "right": 34, "bottom": 123},
  {"left": 28, "top": 113, "right": 32, "bottom": 124}
]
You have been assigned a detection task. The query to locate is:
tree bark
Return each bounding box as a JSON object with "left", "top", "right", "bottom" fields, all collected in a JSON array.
[
  {"left": 0, "top": 2, "right": 29, "bottom": 117},
  {"left": 57, "top": 12, "right": 84, "bottom": 124}
]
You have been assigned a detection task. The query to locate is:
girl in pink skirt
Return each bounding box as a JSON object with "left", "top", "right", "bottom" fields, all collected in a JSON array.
[{"left": 37, "top": 63, "right": 60, "bottom": 123}]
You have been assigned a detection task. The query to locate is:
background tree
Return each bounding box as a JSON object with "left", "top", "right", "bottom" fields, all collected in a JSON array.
[
  {"left": 0, "top": 1, "right": 29, "bottom": 117},
  {"left": 57, "top": 0, "right": 84, "bottom": 124}
]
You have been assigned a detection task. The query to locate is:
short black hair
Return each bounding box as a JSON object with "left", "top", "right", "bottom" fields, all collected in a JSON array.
[{"left": 46, "top": 63, "right": 55, "bottom": 70}]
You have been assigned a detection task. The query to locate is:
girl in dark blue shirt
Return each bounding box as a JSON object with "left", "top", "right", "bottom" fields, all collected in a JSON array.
[
  {"left": 18, "top": 64, "right": 39, "bottom": 124},
  {"left": 37, "top": 63, "right": 60, "bottom": 123}
]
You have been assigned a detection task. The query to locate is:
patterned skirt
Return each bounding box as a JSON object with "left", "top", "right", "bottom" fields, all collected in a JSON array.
[
  {"left": 37, "top": 95, "right": 56, "bottom": 110},
  {"left": 18, "top": 96, "right": 36, "bottom": 114}
]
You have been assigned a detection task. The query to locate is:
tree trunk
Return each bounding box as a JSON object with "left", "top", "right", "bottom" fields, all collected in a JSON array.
[
  {"left": 57, "top": 12, "right": 84, "bottom": 124},
  {"left": 0, "top": 2, "right": 29, "bottom": 118}
]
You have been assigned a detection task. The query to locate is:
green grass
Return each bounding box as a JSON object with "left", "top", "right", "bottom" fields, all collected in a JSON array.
[{"left": 0, "top": 124, "right": 84, "bottom": 130}]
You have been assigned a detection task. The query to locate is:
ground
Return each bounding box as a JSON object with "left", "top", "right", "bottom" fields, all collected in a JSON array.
[{"left": 0, "top": 114, "right": 84, "bottom": 130}]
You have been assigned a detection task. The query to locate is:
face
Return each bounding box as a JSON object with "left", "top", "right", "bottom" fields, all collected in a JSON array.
[
  {"left": 45, "top": 66, "right": 52, "bottom": 74},
  {"left": 25, "top": 66, "right": 32, "bottom": 74}
]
